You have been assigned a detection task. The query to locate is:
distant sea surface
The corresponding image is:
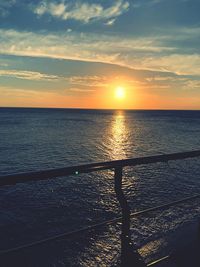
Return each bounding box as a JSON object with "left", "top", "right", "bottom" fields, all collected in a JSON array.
[{"left": 0, "top": 108, "right": 200, "bottom": 266}]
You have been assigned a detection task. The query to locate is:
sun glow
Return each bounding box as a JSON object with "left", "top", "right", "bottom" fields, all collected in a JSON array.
[{"left": 115, "top": 86, "right": 125, "bottom": 99}]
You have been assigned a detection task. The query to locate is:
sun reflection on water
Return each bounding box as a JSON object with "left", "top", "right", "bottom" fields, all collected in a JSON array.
[{"left": 110, "top": 110, "right": 127, "bottom": 160}]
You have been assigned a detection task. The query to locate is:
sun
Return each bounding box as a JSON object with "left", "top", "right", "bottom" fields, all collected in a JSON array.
[{"left": 115, "top": 86, "right": 125, "bottom": 99}]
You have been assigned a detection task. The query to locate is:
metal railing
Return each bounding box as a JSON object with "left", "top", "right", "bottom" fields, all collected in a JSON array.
[{"left": 0, "top": 150, "right": 200, "bottom": 266}]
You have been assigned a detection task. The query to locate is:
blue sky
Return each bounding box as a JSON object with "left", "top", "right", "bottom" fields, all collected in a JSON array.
[{"left": 0, "top": 0, "right": 200, "bottom": 109}]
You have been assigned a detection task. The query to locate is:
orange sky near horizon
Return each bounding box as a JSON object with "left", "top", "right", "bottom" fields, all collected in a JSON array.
[{"left": 1, "top": 83, "right": 199, "bottom": 110}]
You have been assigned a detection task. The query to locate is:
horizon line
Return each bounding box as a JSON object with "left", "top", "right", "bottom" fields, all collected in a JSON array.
[{"left": 0, "top": 106, "right": 199, "bottom": 111}]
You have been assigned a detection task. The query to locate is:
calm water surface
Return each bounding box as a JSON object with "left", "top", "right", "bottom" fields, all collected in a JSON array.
[{"left": 0, "top": 108, "right": 200, "bottom": 266}]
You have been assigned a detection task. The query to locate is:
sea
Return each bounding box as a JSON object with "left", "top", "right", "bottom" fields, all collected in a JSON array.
[{"left": 0, "top": 108, "right": 200, "bottom": 266}]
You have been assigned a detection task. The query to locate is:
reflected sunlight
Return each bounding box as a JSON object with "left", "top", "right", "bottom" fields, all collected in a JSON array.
[{"left": 109, "top": 111, "right": 127, "bottom": 159}]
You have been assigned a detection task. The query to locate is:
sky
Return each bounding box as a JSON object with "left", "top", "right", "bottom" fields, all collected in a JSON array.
[{"left": 0, "top": 0, "right": 200, "bottom": 109}]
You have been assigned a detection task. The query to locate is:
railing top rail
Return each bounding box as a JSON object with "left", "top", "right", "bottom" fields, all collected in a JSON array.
[{"left": 0, "top": 150, "right": 200, "bottom": 187}]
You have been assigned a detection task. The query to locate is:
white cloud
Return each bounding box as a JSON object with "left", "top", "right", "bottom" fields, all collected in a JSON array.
[
  {"left": 0, "top": 29, "right": 123, "bottom": 65},
  {"left": 138, "top": 54, "right": 200, "bottom": 75},
  {"left": 0, "top": 28, "right": 200, "bottom": 76},
  {"left": 35, "top": 2, "right": 66, "bottom": 16},
  {"left": 34, "top": 0, "right": 129, "bottom": 23},
  {"left": 0, "top": 69, "right": 59, "bottom": 81},
  {"left": 105, "top": 18, "right": 116, "bottom": 26}
]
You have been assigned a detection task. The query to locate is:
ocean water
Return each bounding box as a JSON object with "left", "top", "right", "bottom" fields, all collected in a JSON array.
[{"left": 0, "top": 108, "right": 200, "bottom": 266}]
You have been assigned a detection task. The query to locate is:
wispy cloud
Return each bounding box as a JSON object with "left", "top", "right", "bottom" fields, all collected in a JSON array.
[
  {"left": 132, "top": 0, "right": 165, "bottom": 9},
  {"left": 181, "top": 79, "right": 200, "bottom": 90},
  {"left": 69, "top": 87, "right": 95, "bottom": 92},
  {"left": 0, "top": 69, "right": 59, "bottom": 81},
  {"left": 0, "top": 29, "right": 175, "bottom": 66},
  {"left": 139, "top": 54, "right": 200, "bottom": 75},
  {"left": 0, "top": 27, "right": 200, "bottom": 75},
  {"left": 33, "top": 0, "right": 129, "bottom": 23},
  {"left": 68, "top": 75, "right": 109, "bottom": 87},
  {"left": 105, "top": 18, "right": 116, "bottom": 26}
]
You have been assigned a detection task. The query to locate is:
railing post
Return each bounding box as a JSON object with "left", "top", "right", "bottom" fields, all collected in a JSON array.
[{"left": 114, "top": 167, "right": 147, "bottom": 267}]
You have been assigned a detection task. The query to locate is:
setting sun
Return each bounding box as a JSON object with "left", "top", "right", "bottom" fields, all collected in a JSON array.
[{"left": 115, "top": 86, "right": 125, "bottom": 99}]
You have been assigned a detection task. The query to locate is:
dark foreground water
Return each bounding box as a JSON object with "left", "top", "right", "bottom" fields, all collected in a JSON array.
[{"left": 0, "top": 108, "right": 200, "bottom": 266}]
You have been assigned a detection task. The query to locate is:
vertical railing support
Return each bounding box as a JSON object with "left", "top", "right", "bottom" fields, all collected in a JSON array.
[{"left": 114, "top": 167, "right": 147, "bottom": 267}]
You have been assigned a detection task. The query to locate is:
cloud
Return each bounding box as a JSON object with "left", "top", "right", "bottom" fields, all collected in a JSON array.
[
  {"left": 0, "top": 63, "right": 8, "bottom": 67},
  {"left": 0, "top": 29, "right": 125, "bottom": 66},
  {"left": 132, "top": 0, "right": 164, "bottom": 9},
  {"left": 33, "top": 0, "right": 129, "bottom": 23},
  {"left": 67, "top": 73, "right": 196, "bottom": 94},
  {"left": 0, "top": 27, "right": 200, "bottom": 76},
  {"left": 105, "top": 18, "right": 116, "bottom": 26},
  {"left": 181, "top": 79, "right": 200, "bottom": 90},
  {"left": 69, "top": 87, "right": 95, "bottom": 92},
  {"left": 139, "top": 54, "right": 200, "bottom": 75},
  {"left": 68, "top": 75, "right": 109, "bottom": 87},
  {"left": 0, "top": 69, "right": 59, "bottom": 81},
  {"left": 0, "top": 29, "right": 175, "bottom": 65}
]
